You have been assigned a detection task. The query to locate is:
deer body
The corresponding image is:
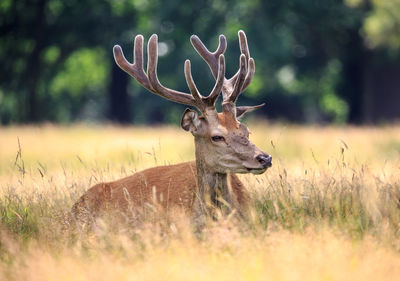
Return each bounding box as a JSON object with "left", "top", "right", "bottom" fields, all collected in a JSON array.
[
  {"left": 72, "top": 31, "right": 272, "bottom": 225},
  {"left": 72, "top": 161, "right": 249, "bottom": 218}
]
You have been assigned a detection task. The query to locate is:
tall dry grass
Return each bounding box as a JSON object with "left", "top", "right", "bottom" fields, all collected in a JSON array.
[{"left": 0, "top": 123, "right": 399, "bottom": 281}]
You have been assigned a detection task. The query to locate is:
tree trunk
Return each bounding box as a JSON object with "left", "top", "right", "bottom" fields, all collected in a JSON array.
[
  {"left": 340, "top": 29, "right": 368, "bottom": 124},
  {"left": 26, "top": 0, "right": 46, "bottom": 122},
  {"left": 109, "top": 60, "right": 130, "bottom": 123}
]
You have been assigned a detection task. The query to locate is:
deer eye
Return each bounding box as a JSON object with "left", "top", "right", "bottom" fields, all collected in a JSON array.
[{"left": 211, "top": 136, "right": 225, "bottom": 142}]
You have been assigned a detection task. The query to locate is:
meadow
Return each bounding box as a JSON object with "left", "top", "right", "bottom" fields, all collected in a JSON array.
[{"left": 0, "top": 123, "right": 399, "bottom": 281}]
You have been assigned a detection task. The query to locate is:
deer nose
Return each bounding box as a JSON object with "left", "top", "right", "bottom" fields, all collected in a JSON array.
[{"left": 256, "top": 154, "right": 272, "bottom": 168}]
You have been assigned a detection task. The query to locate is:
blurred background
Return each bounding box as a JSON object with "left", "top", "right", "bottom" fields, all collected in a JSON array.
[{"left": 0, "top": 0, "right": 399, "bottom": 125}]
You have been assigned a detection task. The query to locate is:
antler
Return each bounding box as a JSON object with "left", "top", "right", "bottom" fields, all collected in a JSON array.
[
  {"left": 190, "top": 30, "right": 255, "bottom": 104},
  {"left": 113, "top": 34, "right": 225, "bottom": 113}
]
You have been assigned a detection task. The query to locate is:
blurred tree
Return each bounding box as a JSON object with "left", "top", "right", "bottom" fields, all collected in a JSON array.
[
  {"left": 359, "top": 0, "right": 400, "bottom": 122},
  {"left": 1, "top": 0, "right": 399, "bottom": 124},
  {"left": 0, "top": 0, "right": 137, "bottom": 123},
  {"left": 229, "top": 0, "right": 371, "bottom": 123}
]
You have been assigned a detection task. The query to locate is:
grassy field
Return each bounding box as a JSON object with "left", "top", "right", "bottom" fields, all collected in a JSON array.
[{"left": 0, "top": 123, "right": 399, "bottom": 281}]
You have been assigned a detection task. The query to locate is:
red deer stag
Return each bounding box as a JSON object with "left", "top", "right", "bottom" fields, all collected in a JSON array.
[{"left": 72, "top": 31, "right": 272, "bottom": 226}]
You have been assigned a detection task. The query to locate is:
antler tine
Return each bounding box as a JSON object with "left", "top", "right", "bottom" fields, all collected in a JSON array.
[
  {"left": 227, "top": 30, "right": 255, "bottom": 94},
  {"left": 146, "top": 34, "right": 197, "bottom": 106},
  {"left": 238, "top": 30, "right": 250, "bottom": 63},
  {"left": 113, "top": 35, "right": 153, "bottom": 91},
  {"left": 190, "top": 34, "right": 227, "bottom": 79},
  {"left": 242, "top": 58, "right": 255, "bottom": 90},
  {"left": 204, "top": 54, "right": 225, "bottom": 107},
  {"left": 229, "top": 54, "right": 247, "bottom": 103},
  {"left": 133, "top": 35, "right": 144, "bottom": 75},
  {"left": 184, "top": 60, "right": 204, "bottom": 109},
  {"left": 185, "top": 54, "right": 225, "bottom": 110},
  {"left": 191, "top": 30, "right": 255, "bottom": 105}
]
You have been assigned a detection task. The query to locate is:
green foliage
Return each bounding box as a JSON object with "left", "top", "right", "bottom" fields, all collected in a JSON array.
[
  {"left": 51, "top": 48, "right": 109, "bottom": 97},
  {"left": 319, "top": 60, "right": 349, "bottom": 123},
  {"left": 246, "top": 75, "right": 263, "bottom": 98},
  {"left": 42, "top": 46, "right": 61, "bottom": 64},
  {"left": 0, "top": 192, "right": 40, "bottom": 240},
  {"left": 320, "top": 94, "right": 349, "bottom": 124},
  {"left": 0, "top": 89, "right": 18, "bottom": 124},
  {"left": 363, "top": 0, "right": 400, "bottom": 51}
]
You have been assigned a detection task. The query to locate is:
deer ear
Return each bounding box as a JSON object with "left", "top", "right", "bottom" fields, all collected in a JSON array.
[
  {"left": 181, "top": 108, "right": 202, "bottom": 133},
  {"left": 236, "top": 103, "right": 265, "bottom": 120}
]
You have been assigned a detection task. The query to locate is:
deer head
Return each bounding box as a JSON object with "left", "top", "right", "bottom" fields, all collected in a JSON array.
[{"left": 113, "top": 30, "right": 272, "bottom": 175}]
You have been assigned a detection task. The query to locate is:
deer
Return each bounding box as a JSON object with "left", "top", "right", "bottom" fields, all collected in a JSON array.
[{"left": 71, "top": 30, "right": 272, "bottom": 228}]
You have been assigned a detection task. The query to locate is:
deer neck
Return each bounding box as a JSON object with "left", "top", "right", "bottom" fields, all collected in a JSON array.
[{"left": 194, "top": 138, "right": 228, "bottom": 208}]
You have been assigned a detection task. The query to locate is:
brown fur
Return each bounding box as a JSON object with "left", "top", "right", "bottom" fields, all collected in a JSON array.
[
  {"left": 217, "top": 112, "right": 239, "bottom": 130},
  {"left": 72, "top": 161, "right": 249, "bottom": 220}
]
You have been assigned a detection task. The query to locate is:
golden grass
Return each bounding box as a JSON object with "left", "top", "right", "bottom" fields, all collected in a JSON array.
[
  {"left": 0, "top": 123, "right": 399, "bottom": 281},
  {"left": 2, "top": 228, "right": 400, "bottom": 281}
]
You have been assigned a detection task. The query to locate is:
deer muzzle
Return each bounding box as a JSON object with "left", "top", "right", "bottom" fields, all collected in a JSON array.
[{"left": 256, "top": 154, "right": 272, "bottom": 168}]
